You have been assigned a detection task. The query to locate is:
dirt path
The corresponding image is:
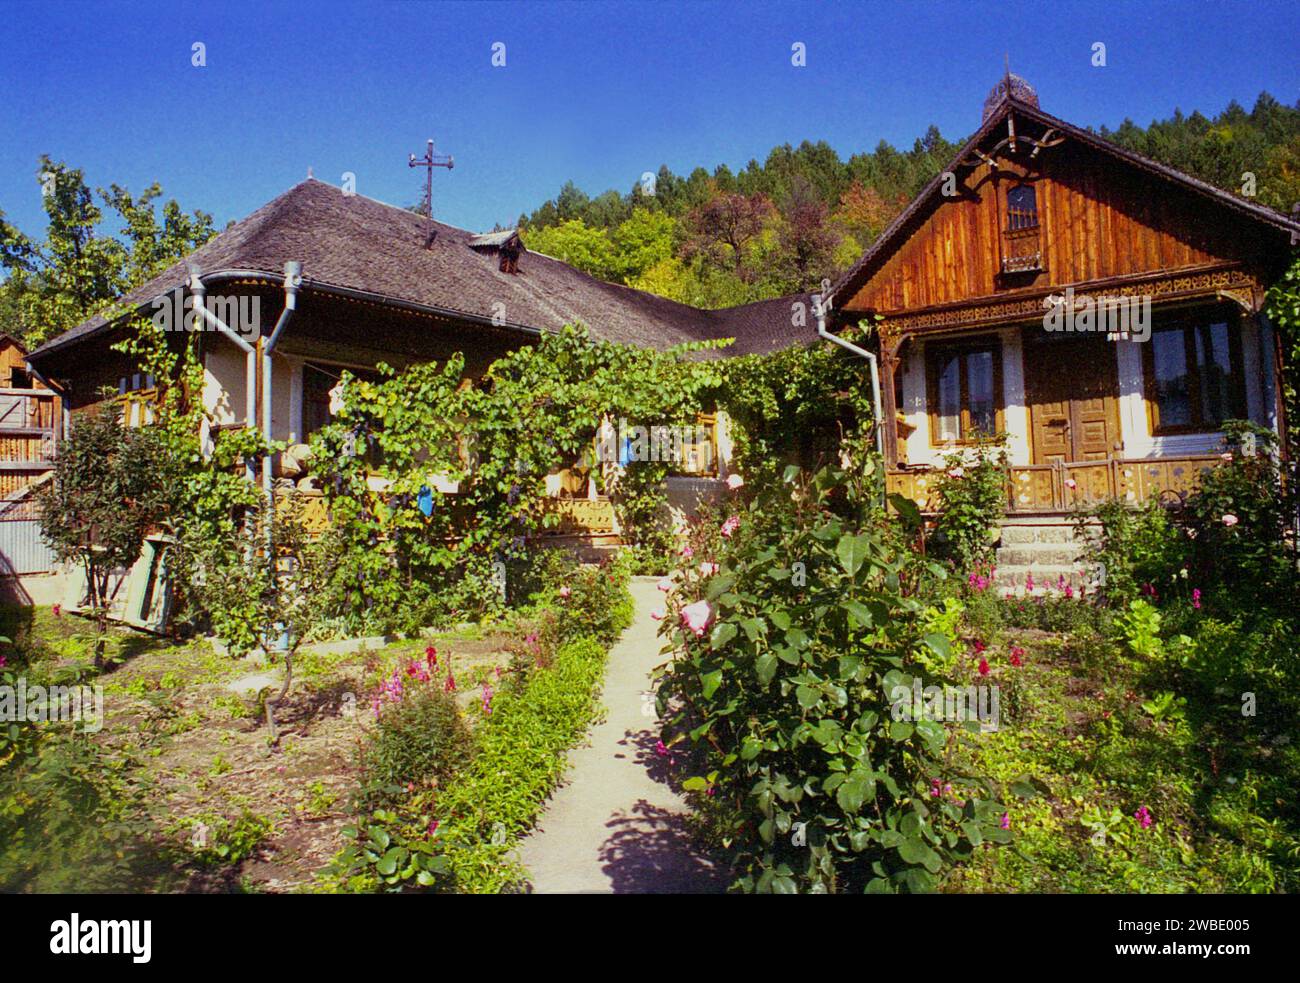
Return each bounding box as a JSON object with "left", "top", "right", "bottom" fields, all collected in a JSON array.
[{"left": 516, "top": 577, "right": 728, "bottom": 893}]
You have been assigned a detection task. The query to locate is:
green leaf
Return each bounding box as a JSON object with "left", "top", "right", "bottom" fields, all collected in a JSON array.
[
  {"left": 836, "top": 533, "right": 871, "bottom": 576},
  {"left": 699, "top": 670, "right": 723, "bottom": 699},
  {"left": 755, "top": 652, "right": 778, "bottom": 686},
  {"left": 709, "top": 621, "right": 738, "bottom": 650},
  {"left": 841, "top": 600, "right": 874, "bottom": 628},
  {"left": 922, "top": 633, "right": 950, "bottom": 660},
  {"left": 836, "top": 768, "right": 875, "bottom": 813},
  {"left": 376, "top": 847, "right": 402, "bottom": 876}
]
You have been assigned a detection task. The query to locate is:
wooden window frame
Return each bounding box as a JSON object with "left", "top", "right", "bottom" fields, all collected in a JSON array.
[
  {"left": 1142, "top": 307, "right": 1247, "bottom": 436},
  {"left": 926, "top": 336, "right": 1005, "bottom": 446},
  {"left": 1000, "top": 181, "right": 1044, "bottom": 275}
]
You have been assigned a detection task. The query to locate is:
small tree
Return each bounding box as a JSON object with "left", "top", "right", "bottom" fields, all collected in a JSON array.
[
  {"left": 181, "top": 499, "right": 331, "bottom": 742},
  {"left": 36, "top": 406, "right": 173, "bottom": 665}
]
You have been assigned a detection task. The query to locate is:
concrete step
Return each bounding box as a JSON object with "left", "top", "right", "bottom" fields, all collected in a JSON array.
[
  {"left": 1000, "top": 523, "right": 1076, "bottom": 545},
  {"left": 996, "top": 543, "right": 1084, "bottom": 568},
  {"left": 994, "top": 565, "right": 1091, "bottom": 592}
]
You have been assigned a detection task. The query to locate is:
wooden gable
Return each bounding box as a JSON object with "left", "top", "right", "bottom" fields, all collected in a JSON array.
[{"left": 835, "top": 103, "right": 1294, "bottom": 322}]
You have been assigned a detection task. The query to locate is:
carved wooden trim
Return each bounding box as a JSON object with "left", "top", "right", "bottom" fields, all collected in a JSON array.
[{"left": 876, "top": 267, "right": 1261, "bottom": 337}]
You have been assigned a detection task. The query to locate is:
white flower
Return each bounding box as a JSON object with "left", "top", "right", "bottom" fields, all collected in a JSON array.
[
  {"left": 1222, "top": 513, "right": 1239, "bottom": 528},
  {"left": 725, "top": 473, "right": 744, "bottom": 490}
]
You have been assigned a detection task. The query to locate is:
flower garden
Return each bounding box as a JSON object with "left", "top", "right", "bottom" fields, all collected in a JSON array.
[{"left": 3, "top": 263, "right": 1300, "bottom": 892}]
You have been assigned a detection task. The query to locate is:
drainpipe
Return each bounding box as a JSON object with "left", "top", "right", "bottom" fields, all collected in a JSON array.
[
  {"left": 189, "top": 271, "right": 257, "bottom": 482},
  {"left": 815, "top": 299, "right": 884, "bottom": 459},
  {"left": 261, "top": 261, "right": 302, "bottom": 501}
]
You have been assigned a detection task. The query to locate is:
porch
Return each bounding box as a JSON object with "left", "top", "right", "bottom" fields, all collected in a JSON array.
[{"left": 886, "top": 452, "right": 1223, "bottom": 514}]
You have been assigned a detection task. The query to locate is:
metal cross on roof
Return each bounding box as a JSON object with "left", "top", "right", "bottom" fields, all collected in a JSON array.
[{"left": 408, "top": 137, "right": 454, "bottom": 248}]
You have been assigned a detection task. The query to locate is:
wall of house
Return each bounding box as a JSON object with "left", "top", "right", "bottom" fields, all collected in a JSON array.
[
  {"left": 898, "top": 313, "right": 1279, "bottom": 468},
  {"left": 202, "top": 335, "right": 308, "bottom": 450},
  {"left": 898, "top": 326, "right": 1032, "bottom": 468}
]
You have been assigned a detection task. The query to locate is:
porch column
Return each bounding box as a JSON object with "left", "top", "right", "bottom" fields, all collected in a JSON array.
[{"left": 879, "top": 333, "right": 903, "bottom": 468}]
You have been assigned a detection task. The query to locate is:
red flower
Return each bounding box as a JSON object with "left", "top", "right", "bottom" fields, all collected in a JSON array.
[{"left": 977, "top": 657, "right": 990, "bottom": 677}]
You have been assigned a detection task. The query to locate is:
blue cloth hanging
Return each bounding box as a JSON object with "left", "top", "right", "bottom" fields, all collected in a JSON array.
[{"left": 417, "top": 485, "right": 434, "bottom": 516}]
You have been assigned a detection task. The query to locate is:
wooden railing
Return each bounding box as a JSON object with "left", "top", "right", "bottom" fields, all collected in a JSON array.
[{"left": 888, "top": 455, "right": 1223, "bottom": 514}]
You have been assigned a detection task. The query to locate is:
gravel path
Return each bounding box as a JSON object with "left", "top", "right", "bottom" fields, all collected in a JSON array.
[{"left": 516, "top": 577, "right": 728, "bottom": 893}]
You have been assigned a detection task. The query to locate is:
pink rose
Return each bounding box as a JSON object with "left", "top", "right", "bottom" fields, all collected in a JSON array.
[
  {"left": 1064, "top": 478, "right": 1077, "bottom": 489},
  {"left": 559, "top": 586, "right": 571, "bottom": 599},
  {"left": 680, "top": 600, "right": 712, "bottom": 638},
  {"left": 720, "top": 515, "right": 740, "bottom": 538},
  {"left": 657, "top": 577, "right": 672, "bottom": 592},
  {"left": 681, "top": 545, "right": 694, "bottom": 560},
  {"left": 1222, "top": 513, "right": 1239, "bottom": 528}
]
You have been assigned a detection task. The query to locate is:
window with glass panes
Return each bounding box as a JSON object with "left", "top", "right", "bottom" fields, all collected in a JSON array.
[
  {"left": 1143, "top": 308, "right": 1245, "bottom": 434},
  {"left": 927, "top": 338, "right": 1003, "bottom": 443}
]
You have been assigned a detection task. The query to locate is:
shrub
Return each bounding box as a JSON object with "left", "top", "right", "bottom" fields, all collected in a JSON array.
[
  {"left": 929, "top": 441, "right": 1007, "bottom": 570},
  {"left": 357, "top": 676, "right": 474, "bottom": 810},
  {"left": 657, "top": 466, "right": 1009, "bottom": 893},
  {"left": 1078, "top": 499, "right": 1185, "bottom": 606},
  {"left": 1176, "top": 421, "right": 1295, "bottom": 615}
]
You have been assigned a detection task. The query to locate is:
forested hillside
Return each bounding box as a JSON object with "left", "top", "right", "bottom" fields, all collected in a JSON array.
[{"left": 517, "top": 93, "right": 1300, "bottom": 307}]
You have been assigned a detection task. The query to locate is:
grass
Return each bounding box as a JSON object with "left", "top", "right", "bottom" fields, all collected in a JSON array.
[{"left": 943, "top": 611, "right": 1297, "bottom": 893}]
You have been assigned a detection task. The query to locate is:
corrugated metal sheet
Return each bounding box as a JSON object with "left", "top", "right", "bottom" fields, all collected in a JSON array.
[{"left": 0, "top": 517, "right": 56, "bottom": 574}]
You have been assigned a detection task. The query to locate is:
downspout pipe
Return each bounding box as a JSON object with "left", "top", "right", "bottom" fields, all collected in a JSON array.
[
  {"left": 261, "top": 261, "right": 302, "bottom": 502},
  {"left": 189, "top": 271, "right": 257, "bottom": 482},
  {"left": 815, "top": 299, "right": 884, "bottom": 459}
]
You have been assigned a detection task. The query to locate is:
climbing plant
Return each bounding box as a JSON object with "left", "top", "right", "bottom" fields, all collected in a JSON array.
[{"left": 307, "top": 323, "right": 723, "bottom": 624}]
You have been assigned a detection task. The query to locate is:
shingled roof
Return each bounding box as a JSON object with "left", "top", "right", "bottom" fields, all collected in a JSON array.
[{"left": 28, "top": 179, "right": 811, "bottom": 363}]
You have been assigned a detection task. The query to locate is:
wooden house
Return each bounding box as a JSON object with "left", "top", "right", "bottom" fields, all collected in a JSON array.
[{"left": 821, "top": 77, "right": 1297, "bottom": 530}]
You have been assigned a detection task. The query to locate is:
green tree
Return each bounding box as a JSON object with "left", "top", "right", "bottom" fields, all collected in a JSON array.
[
  {"left": 36, "top": 407, "right": 174, "bottom": 665},
  {"left": 0, "top": 158, "right": 213, "bottom": 345}
]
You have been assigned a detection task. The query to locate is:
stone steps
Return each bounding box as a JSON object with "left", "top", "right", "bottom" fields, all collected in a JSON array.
[{"left": 994, "top": 520, "right": 1098, "bottom": 595}]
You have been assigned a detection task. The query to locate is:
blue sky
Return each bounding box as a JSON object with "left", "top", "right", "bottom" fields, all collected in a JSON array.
[{"left": 1, "top": 0, "right": 1297, "bottom": 239}]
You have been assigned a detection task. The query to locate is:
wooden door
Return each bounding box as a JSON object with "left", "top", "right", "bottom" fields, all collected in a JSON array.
[{"left": 1025, "top": 331, "right": 1122, "bottom": 466}]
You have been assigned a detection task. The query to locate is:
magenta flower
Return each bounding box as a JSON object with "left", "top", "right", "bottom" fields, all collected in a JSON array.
[
  {"left": 427, "top": 820, "right": 440, "bottom": 837},
  {"left": 1009, "top": 645, "right": 1025, "bottom": 667},
  {"left": 1134, "top": 805, "right": 1153, "bottom": 830},
  {"left": 1192, "top": 588, "right": 1201, "bottom": 610},
  {"left": 720, "top": 515, "right": 741, "bottom": 538},
  {"left": 1000, "top": 812, "right": 1011, "bottom": 830},
  {"left": 681, "top": 544, "right": 694, "bottom": 560}
]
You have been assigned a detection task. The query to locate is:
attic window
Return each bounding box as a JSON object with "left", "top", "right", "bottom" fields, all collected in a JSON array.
[
  {"left": 499, "top": 248, "right": 519, "bottom": 274},
  {"left": 1001, "top": 183, "right": 1043, "bottom": 274}
]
